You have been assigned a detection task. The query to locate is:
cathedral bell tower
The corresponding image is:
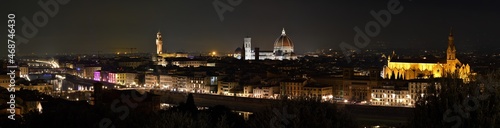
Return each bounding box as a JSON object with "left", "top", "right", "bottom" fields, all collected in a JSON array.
[{"left": 244, "top": 36, "right": 252, "bottom": 60}]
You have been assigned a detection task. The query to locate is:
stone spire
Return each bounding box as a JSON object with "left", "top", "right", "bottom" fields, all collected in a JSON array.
[{"left": 447, "top": 27, "right": 456, "bottom": 60}]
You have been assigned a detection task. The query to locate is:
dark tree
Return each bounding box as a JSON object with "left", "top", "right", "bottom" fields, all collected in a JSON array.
[
  {"left": 247, "top": 97, "right": 357, "bottom": 128},
  {"left": 409, "top": 71, "right": 500, "bottom": 128},
  {"left": 174, "top": 93, "right": 197, "bottom": 113}
]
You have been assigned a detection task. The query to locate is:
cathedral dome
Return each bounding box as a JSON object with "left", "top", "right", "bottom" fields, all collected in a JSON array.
[
  {"left": 234, "top": 47, "right": 242, "bottom": 54},
  {"left": 274, "top": 28, "right": 294, "bottom": 48}
]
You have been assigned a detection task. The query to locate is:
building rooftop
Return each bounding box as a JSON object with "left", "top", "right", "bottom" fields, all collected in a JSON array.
[
  {"left": 304, "top": 83, "right": 331, "bottom": 88},
  {"left": 281, "top": 78, "right": 307, "bottom": 83},
  {"left": 390, "top": 58, "right": 447, "bottom": 64}
]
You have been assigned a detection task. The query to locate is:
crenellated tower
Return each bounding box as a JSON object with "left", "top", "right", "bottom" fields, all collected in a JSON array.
[{"left": 156, "top": 31, "right": 163, "bottom": 55}]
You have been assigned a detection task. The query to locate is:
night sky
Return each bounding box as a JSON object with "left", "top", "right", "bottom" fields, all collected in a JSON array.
[{"left": 2, "top": 0, "right": 499, "bottom": 55}]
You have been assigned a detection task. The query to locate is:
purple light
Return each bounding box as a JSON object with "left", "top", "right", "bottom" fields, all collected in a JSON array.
[{"left": 94, "top": 71, "right": 101, "bottom": 81}]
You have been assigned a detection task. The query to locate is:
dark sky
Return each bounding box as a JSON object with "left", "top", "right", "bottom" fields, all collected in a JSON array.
[{"left": 2, "top": 0, "right": 499, "bottom": 55}]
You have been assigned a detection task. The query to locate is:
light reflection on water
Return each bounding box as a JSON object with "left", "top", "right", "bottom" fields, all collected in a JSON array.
[{"left": 159, "top": 103, "right": 253, "bottom": 120}]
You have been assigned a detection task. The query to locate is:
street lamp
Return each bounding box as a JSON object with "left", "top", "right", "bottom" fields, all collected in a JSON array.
[{"left": 211, "top": 51, "right": 217, "bottom": 57}]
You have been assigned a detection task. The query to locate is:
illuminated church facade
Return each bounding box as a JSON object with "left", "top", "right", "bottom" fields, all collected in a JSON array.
[
  {"left": 382, "top": 30, "right": 471, "bottom": 81},
  {"left": 235, "top": 28, "right": 297, "bottom": 60}
]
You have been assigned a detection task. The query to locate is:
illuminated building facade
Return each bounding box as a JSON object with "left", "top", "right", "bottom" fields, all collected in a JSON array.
[
  {"left": 279, "top": 78, "right": 308, "bottom": 97},
  {"left": 242, "top": 85, "right": 253, "bottom": 97},
  {"left": 383, "top": 30, "right": 471, "bottom": 81},
  {"left": 156, "top": 31, "right": 163, "bottom": 54},
  {"left": 218, "top": 80, "right": 239, "bottom": 95},
  {"left": 240, "top": 28, "right": 297, "bottom": 60},
  {"left": 145, "top": 74, "right": 159, "bottom": 87},
  {"left": 171, "top": 59, "right": 207, "bottom": 67},
  {"left": 408, "top": 80, "right": 441, "bottom": 105},
  {"left": 159, "top": 75, "right": 175, "bottom": 88},
  {"left": 153, "top": 31, "right": 189, "bottom": 65},
  {"left": 107, "top": 72, "right": 137, "bottom": 85},
  {"left": 252, "top": 86, "right": 280, "bottom": 98},
  {"left": 93, "top": 71, "right": 101, "bottom": 81},
  {"left": 84, "top": 66, "right": 101, "bottom": 80},
  {"left": 338, "top": 68, "right": 381, "bottom": 102},
  {"left": 19, "top": 66, "right": 29, "bottom": 78},
  {"left": 187, "top": 76, "right": 207, "bottom": 93},
  {"left": 371, "top": 85, "right": 411, "bottom": 107},
  {"left": 118, "top": 58, "right": 146, "bottom": 69},
  {"left": 303, "top": 84, "right": 333, "bottom": 99},
  {"left": 0, "top": 75, "right": 10, "bottom": 89}
]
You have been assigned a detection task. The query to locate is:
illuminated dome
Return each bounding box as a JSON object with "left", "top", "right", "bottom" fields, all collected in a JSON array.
[
  {"left": 273, "top": 28, "right": 294, "bottom": 56},
  {"left": 274, "top": 28, "right": 294, "bottom": 48}
]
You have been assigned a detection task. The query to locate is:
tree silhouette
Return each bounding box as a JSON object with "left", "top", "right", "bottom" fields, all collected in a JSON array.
[
  {"left": 409, "top": 71, "right": 500, "bottom": 127},
  {"left": 247, "top": 97, "right": 357, "bottom": 128},
  {"left": 176, "top": 93, "right": 197, "bottom": 113}
]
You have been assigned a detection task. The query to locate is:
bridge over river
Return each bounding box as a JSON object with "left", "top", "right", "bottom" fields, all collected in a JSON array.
[{"left": 151, "top": 90, "right": 413, "bottom": 127}]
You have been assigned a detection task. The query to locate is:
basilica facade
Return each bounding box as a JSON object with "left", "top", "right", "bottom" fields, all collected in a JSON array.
[{"left": 382, "top": 31, "right": 471, "bottom": 81}]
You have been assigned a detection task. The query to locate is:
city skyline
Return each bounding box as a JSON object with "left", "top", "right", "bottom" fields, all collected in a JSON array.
[
  {"left": 2, "top": 0, "right": 500, "bottom": 55},
  {"left": 2, "top": 1, "right": 500, "bottom": 127}
]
